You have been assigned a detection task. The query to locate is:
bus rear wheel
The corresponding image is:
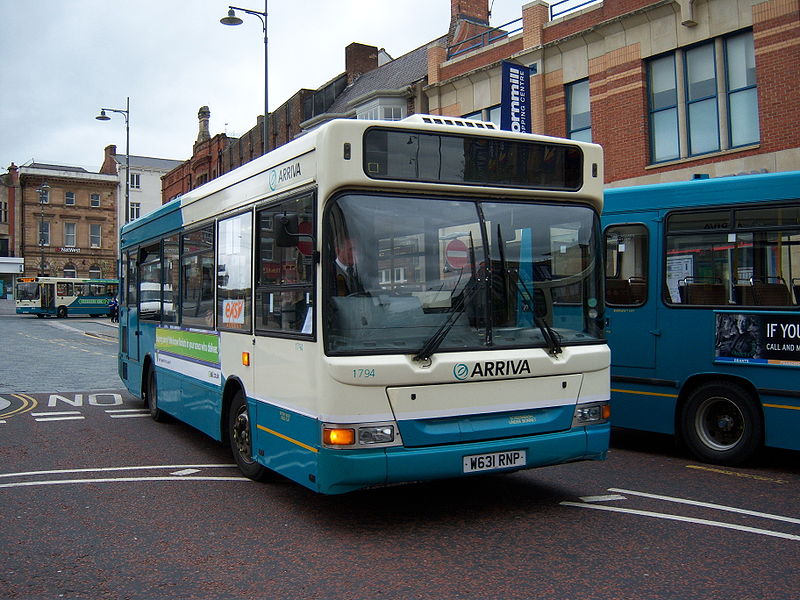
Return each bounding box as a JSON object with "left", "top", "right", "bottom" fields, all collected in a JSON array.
[
  {"left": 228, "top": 391, "right": 270, "bottom": 481},
  {"left": 145, "top": 367, "right": 167, "bottom": 422},
  {"left": 57, "top": 306, "right": 67, "bottom": 318},
  {"left": 681, "top": 382, "right": 763, "bottom": 465}
]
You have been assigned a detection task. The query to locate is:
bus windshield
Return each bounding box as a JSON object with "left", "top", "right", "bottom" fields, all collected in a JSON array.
[
  {"left": 16, "top": 282, "right": 39, "bottom": 301},
  {"left": 324, "top": 193, "right": 604, "bottom": 356}
]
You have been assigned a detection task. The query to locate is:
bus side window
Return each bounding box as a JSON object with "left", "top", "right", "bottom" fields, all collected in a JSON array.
[{"left": 604, "top": 224, "right": 648, "bottom": 306}]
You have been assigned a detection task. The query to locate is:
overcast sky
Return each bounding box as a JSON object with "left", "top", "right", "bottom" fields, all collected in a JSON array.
[{"left": 0, "top": 0, "right": 526, "bottom": 173}]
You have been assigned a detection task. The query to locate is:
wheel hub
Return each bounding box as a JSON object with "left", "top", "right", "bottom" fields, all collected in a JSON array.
[{"left": 233, "top": 411, "right": 251, "bottom": 457}]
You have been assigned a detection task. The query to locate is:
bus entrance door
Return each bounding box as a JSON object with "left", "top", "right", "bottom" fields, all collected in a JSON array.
[
  {"left": 40, "top": 283, "right": 55, "bottom": 314},
  {"left": 604, "top": 219, "right": 657, "bottom": 371},
  {"left": 125, "top": 308, "right": 140, "bottom": 362}
]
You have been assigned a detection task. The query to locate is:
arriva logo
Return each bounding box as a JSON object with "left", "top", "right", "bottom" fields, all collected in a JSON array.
[
  {"left": 268, "top": 169, "right": 278, "bottom": 191},
  {"left": 453, "top": 360, "right": 532, "bottom": 381},
  {"left": 453, "top": 363, "right": 470, "bottom": 381}
]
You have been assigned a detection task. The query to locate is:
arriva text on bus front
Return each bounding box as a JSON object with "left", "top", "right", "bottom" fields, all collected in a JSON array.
[{"left": 268, "top": 162, "right": 302, "bottom": 191}]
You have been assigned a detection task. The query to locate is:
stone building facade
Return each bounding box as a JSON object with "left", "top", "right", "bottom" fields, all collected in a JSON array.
[{"left": 10, "top": 163, "right": 118, "bottom": 279}]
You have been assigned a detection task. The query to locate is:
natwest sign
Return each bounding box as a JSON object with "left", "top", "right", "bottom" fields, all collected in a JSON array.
[{"left": 58, "top": 247, "right": 81, "bottom": 253}]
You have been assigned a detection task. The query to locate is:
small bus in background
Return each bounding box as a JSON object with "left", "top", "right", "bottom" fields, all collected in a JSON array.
[
  {"left": 603, "top": 171, "right": 800, "bottom": 465},
  {"left": 118, "top": 115, "right": 609, "bottom": 494},
  {"left": 15, "top": 276, "right": 119, "bottom": 318}
]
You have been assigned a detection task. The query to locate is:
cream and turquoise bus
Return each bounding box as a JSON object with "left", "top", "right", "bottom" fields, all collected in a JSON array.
[
  {"left": 15, "top": 276, "right": 118, "bottom": 318},
  {"left": 118, "top": 115, "right": 610, "bottom": 494}
]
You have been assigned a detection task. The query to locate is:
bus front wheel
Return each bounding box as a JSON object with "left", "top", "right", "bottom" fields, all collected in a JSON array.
[
  {"left": 145, "top": 367, "right": 167, "bottom": 422},
  {"left": 228, "top": 391, "right": 270, "bottom": 481},
  {"left": 681, "top": 382, "right": 763, "bottom": 465},
  {"left": 57, "top": 306, "right": 67, "bottom": 318}
]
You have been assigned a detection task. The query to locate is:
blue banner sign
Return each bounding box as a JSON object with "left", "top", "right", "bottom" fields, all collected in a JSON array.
[{"left": 501, "top": 61, "right": 531, "bottom": 133}]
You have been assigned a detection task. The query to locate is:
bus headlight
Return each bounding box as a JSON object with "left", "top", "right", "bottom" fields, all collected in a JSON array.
[
  {"left": 323, "top": 422, "right": 400, "bottom": 448},
  {"left": 358, "top": 426, "right": 394, "bottom": 445},
  {"left": 572, "top": 402, "right": 611, "bottom": 427}
]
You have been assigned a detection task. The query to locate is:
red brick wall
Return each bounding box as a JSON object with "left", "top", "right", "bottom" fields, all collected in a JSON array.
[
  {"left": 589, "top": 45, "right": 649, "bottom": 182},
  {"left": 753, "top": 0, "right": 800, "bottom": 153}
]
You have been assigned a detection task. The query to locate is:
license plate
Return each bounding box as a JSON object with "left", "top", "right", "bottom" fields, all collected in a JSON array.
[{"left": 463, "top": 450, "right": 527, "bottom": 473}]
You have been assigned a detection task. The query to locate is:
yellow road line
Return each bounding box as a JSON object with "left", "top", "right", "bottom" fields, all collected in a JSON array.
[
  {"left": 0, "top": 393, "right": 39, "bottom": 419},
  {"left": 686, "top": 464, "right": 788, "bottom": 484},
  {"left": 257, "top": 425, "right": 318, "bottom": 453}
]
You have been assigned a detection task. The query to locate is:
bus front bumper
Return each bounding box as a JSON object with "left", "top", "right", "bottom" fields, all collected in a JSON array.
[{"left": 314, "top": 424, "right": 609, "bottom": 495}]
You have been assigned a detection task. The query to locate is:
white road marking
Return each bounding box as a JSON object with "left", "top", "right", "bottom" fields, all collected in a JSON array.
[
  {"left": 171, "top": 469, "right": 201, "bottom": 476},
  {"left": 580, "top": 494, "right": 627, "bottom": 503},
  {"left": 560, "top": 501, "right": 800, "bottom": 542},
  {"left": 0, "top": 476, "right": 250, "bottom": 489},
  {"left": 0, "top": 464, "right": 237, "bottom": 479},
  {"left": 609, "top": 488, "right": 800, "bottom": 525}
]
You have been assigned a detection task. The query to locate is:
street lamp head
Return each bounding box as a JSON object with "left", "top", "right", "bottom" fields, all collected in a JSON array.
[
  {"left": 95, "top": 109, "right": 111, "bottom": 121},
  {"left": 220, "top": 8, "right": 243, "bottom": 26}
]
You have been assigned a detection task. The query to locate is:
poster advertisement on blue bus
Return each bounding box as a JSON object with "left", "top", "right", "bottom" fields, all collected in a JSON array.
[{"left": 715, "top": 312, "right": 800, "bottom": 367}]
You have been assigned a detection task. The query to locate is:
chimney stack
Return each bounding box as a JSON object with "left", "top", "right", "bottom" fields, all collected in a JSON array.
[{"left": 197, "top": 106, "right": 211, "bottom": 144}]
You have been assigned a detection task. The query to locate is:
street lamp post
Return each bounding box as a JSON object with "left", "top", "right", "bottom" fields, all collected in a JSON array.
[
  {"left": 95, "top": 97, "right": 130, "bottom": 225},
  {"left": 220, "top": 2, "right": 269, "bottom": 156},
  {"left": 37, "top": 182, "right": 50, "bottom": 276}
]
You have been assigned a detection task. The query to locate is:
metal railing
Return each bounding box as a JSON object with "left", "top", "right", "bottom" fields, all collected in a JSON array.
[
  {"left": 549, "top": 0, "right": 602, "bottom": 20},
  {"left": 446, "top": 18, "right": 523, "bottom": 59}
]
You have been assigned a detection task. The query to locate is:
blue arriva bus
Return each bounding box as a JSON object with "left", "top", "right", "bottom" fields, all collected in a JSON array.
[
  {"left": 603, "top": 171, "right": 800, "bottom": 464},
  {"left": 118, "top": 116, "right": 610, "bottom": 494},
  {"left": 15, "top": 276, "right": 119, "bottom": 318}
]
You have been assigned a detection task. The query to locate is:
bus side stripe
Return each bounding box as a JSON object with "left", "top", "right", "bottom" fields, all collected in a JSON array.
[
  {"left": 256, "top": 425, "right": 318, "bottom": 453},
  {"left": 611, "top": 388, "right": 679, "bottom": 398},
  {"left": 763, "top": 403, "right": 800, "bottom": 411}
]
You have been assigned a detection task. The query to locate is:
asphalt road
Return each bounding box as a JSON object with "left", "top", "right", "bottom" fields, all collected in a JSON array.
[{"left": 1, "top": 300, "right": 799, "bottom": 599}]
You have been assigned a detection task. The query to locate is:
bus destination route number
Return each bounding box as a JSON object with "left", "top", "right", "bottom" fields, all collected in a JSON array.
[{"left": 463, "top": 450, "right": 527, "bottom": 473}]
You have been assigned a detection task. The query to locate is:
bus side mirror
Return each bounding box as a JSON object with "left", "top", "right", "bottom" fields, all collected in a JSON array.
[{"left": 275, "top": 213, "right": 299, "bottom": 247}]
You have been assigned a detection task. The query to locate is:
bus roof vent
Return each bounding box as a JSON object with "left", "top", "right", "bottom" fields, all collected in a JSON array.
[{"left": 402, "top": 114, "right": 497, "bottom": 130}]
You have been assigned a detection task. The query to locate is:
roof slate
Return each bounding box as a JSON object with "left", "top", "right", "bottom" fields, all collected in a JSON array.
[{"left": 325, "top": 37, "right": 443, "bottom": 115}]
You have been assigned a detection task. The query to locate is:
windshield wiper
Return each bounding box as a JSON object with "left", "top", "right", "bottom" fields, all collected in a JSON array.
[
  {"left": 495, "top": 224, "right": 562, "bottom": 356},
  {"left": 413, "top": 279, "right": 481, "bottom": 362}
]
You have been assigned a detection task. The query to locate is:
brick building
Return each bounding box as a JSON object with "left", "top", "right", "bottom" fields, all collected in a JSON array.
[
  {"left": 7, "top": 163, "right": 118, "bottom": 279},
  {"left": 426, "top": 0, "right": 800, "bottom": 186},
  {"left": 161, "top": 43, "right": 384, "bottom": 203}
]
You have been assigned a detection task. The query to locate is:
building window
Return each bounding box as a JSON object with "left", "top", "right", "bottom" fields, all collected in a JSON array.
[
  {"left": 648, "top": 54, "right": 679, "bottom": 162},
  {"left": 130, "top": 173, "right": 141, "bottom": 189},
  {"left": 88, "top": 265, "right": 102, "bottom": 279},
  {"left": 63, "top": 264, "right": 77, "bottom": 278},
  {"left": 65, "top": 191, "right": 76, "bottom": 206},
  {"left": 647, "top": 30, "right": 758, "bottom": 164},
  {"left": 90, "top": 224, "right": 102, "bottom": 248},
  {"left": 40, "top": 221, "right": 50, "bottom": 246},
  {"left": 130, "top": 201, "right": 141, "bottom": 221},
  {"left": 90, "top": 193, "right": 101, "bottom": 207},
  {"left": 0, "top": 200, "right": 7, "bottom": 223},
  {"left": 462, "top": 106, "right": 501, "bottom": 127},
  {"left": 685, "top": 42, "right": 719, "bottom": 155},
  {"left": 64, "top": 222, "right": 77, "bottom": 247},
  {"left": 487, "top": 105, "right": 501, "bottom": 128},
  {"left": 356, "top": 98, "right": 407, "bottom": 121},
  {"left": 566, "top": 79, "right": 592, "bottom": 142},
  {"left": 726, "top": 31, "right": 759, "bottom": 148}
]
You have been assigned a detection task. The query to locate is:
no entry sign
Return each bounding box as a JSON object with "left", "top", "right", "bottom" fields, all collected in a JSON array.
[{"left": 445, "top": 239, "right": 469, "bottom": 270}]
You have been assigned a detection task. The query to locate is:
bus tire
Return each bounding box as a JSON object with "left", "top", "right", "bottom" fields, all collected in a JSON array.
[
  {"left": 57, "top": 306, "right": 67, "bottom": 318},
  {"left": 228, "top": 390, "right": 270, "bottom": 481},
  {"left": 681, "top": 381, "right": 763, "bottom": 466},
  {"left": 145, "top": 367, "right": 167, "bottom": 422}
]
